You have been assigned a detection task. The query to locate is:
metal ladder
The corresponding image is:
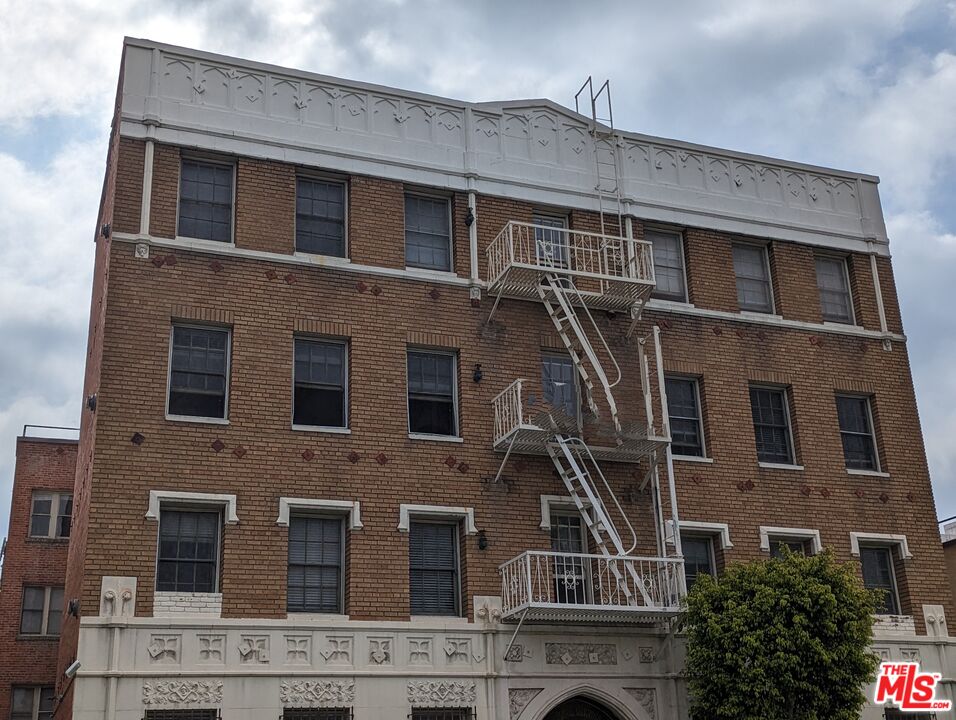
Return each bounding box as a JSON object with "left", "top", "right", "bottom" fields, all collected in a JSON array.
[
  {"left": 575, "top": 77, "right": 624, "bottom": 240},
  {"left": 548, "top": 435, "right": 653, "bottom": 606},
  {"left": 536, "top": 274, "right": 621, "bottom": 434}
]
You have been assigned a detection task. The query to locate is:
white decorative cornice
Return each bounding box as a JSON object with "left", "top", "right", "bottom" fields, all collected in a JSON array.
[
  {"left": 279, "top": 680, "right": 354, "bottom": 707},
  {"left": 407, "top": 680, "right": 477, "bottom": 706},
  {"left": 143, "top": 680, "right": 222, "bottom": 705}
]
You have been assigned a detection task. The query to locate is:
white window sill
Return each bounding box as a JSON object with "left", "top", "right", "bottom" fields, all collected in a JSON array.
[
  {"left": 740, "top": 310, "right": 782, "bottom": 320},
  {"left": 291, "top": 425, "right": 351, "bottom": 435},
  {"left": 648, "top": 297, "right": 695, "bottom": 310},
  {"left": 673, "top": 455, "right": 714, "bottom": 464},
  {"left": 166, "top": 414, "right": 230, "bottom": 426},
  {"left": 408, "top": 433, "right": 463, "bottom": 443},
  {"left": 758, "top": 462, "right": 804, "bottom": 471},
  {"left": 823, "top": 320, "right": 863, "bottom": 330},
  {"left": 286, "top": 612, "right": 349, "bottom": 621},
  {"left": 404, "top": 266, "right": 459, "bottom": 281},
  {"left": 847, "top": 468, "right": 890, "bottom": 478},
  {"left": 293, "top": 251, "right": 351, "bottom": 266},
  {"left": 174, "top": 235, "right": 235, "bottom": 249}
]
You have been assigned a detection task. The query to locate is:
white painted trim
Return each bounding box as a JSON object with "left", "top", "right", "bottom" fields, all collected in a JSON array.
[
  {"left": 850, "top": 532, "right": 912, "bottom": 559},
  {"left": 758, "top": 462, "right": 805, "bottom": 471},
  {"left": 667, "top": 519, "right": 733, "bottom": 549},
  {"left": 407, "top": 433, "right": 464, "bottom": 443},
  {"left": 673, "top": 455, "right": 714, "bottom": 464},
  {"left": 291, "top": 425, "right": 351, "bottom": 435},
  {"left": 276, "top": 498, "right": 363, "bottom": 529},
  {"left": 847, "top": 468, "right": 890, "bottom": 478},
  {"left": 539, "top": 495, "right": 591, "bottom": 530},
  {"left": 165, "top": 414, "right": 230, "bottom": 425},
  {"left": 759, "top": 526, "right": 822, "bottom": 554},
  {"left": 140, "top": 136, "right": 154, "bottom": 235},
  {"left": 869, "top": 247, "right": 890, "bottom": 335},
  {"left": 398, "top": 504, "right": 477, "bottom": 534},
  {"left": 146, "top": 490, "right": 238, "bottom": 524}
]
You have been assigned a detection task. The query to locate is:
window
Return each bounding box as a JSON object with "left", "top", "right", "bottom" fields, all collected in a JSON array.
[
  {"left": 405, "top": 194, "right": 452, "bottom": 271},
  {"left": 144, "top": 711, "right": 221, "bottom": 720},
  {"left": 682, "top": 535, "right": 715, "bottom": 590},
  {"left": 732, "top": 243, "right": 773, "bottom": 313},
  {"left": 815, "top": 256, "right": 854, "bottom": 324},
  {"left": 769, "top": 539, "right": 810, "bottom": 558},
  {"left": 29, "top": 492, "right": 72, "bottom": 538},
  {"left": 178, "top": 159, "right": 233, "bottom": 242},
  {"left": 411, "top": 711, "right": 472, "bottom": 720},
  {"left": 156, "top": 509, "right": 221, "bottom": 593},
  {"left": 541, "top": 353, "right": 577, "bottom": 421},
  {"left": 287, "top": 515, "right": 344, "bottom": 614},
  {"left": 550, "top": 513, "right": 587, "bottom": 604},
  {"left": 860, "top": 545, "right": 901, "bottom": 615},
  {"left": 296, "top": 178, "right": 346, "bottom": 256},
  {"left": 19, "top": 586, "right": 62, "bottom": 636},
  {"left": 167, "top": 326, "right": 230, "bottom": 420},
  {"left": 836, "top": 395, "right": 879, "bottom": 471},
  {"left": 11, "top": 687, "right": 55, "bottom": 720},
  {"left": 409, "top": 521, "right": 459, "bottom": 616},
  {"left": 283, "top": 710, "right": 351, "bottom": 720},
  {"left": 407, "top": 350, "right": 458, "bottom": 437},
  {"left": 533, "top": 213, "right": 569, "bottom": 268},
  {"left": 647, "top": 229, "right": 686, "bottom": 301},
  {"left": 293, "top": 339, "right": 347, "bottom": 428},
  {"left": 749, "top": 386, "right": 794, "bottom": 465},
  {"left": 665, "top": 377, "right": 704, "bottom": 457}
]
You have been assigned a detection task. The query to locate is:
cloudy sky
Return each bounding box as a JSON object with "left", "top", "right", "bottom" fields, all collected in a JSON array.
[{"left": 1, "top": 0, "right": 955, "bottom": 535}]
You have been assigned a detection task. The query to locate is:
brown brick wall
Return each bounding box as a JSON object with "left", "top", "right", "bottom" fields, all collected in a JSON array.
[
  {"left": 235, "top": 158, "right": 295, "bottom": 254},
  {"left": 149, "top": 144, "right": 180, "bottom": 238},
  {"left": 0, "top": 439, "right": 77, "bottom": 719},
  {"left": 72, "top": 142, "right": 947, "bottom": 632},
  {"left": 113, "top": 137, "right": 144, "bottom": 235}
]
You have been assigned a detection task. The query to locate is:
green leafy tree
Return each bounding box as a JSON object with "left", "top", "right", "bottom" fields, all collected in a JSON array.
[{"left": 683, "top": 549, "right": 880, "bottom": 720}]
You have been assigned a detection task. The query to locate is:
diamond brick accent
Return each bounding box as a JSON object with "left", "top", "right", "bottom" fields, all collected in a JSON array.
[
  {"left": 232, "top": 446, "right": 247, "bottom": 459},
  {"left": 356, "top": 281, "right": 368, "bottom": 293},
  {"left": 265, "top": 269, "right": 278, "bottom": 280},
  {"left": 854, "top": 488, "right": 866, "bottom": 498},
  {"left": 164, "top": 254, "right": 177, "bottom": 266},
  {"left": 131, "top": 432, "right": 145, "bottom": 445},
  {"left": 371, "top": 285, "right": 382, "bottom": 296},
  {"left": 284, "top": 273, "right": 296, "bottom": 284},
  {"left": 209, "top": 260, "right": 223, "bottom": 273},
  {"left": 457, "top": 462, "right": 469, "bottom": 474},
  {"left": 151, "top": 256, "right": 165, "bottom": 268},
  {"left": 211, "top": 439, "right": 225, "bottom": 453},
  {"left": 347, "top": 451, "right": 360, "bottom": 464},
  {"left": 444, "top": 456, "right": 457, "bottom": 468},
  {"left": 428, "top": 288, "right": 441, "bottom": 300},
  {"left": 376, "top": 452, "right": 388, "bottom": 465},
  {"left": 879, "top": 492, "right": 890, "bottom": 504},
  {"left": 302, "top": 449, "right": 315, "bottom": 461}
]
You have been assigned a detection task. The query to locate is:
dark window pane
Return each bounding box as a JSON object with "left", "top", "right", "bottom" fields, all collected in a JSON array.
[
  {"left": 769, "top": 539, "right": 808, "bottom": 558},
  {"left": 293, "top": 340, "right": 347, "bottom": 427},
  {"left": 550, "top": 514, "right": 586, "bottom": 604},
  {"left": 57, "top": 495, "right": 73, "bottom": 538},
  {"left": 665, "top": 378, "right": 703, "bottom": 457},
  {"left": 733, "top": 244, "right": 772, "bottom": 313},
  {"left": 405, "top": 195, "right": 451, "bottom": 271},
  {"left": 178, "top": 160, "right": 233, "bottom": 242},
  {"left": 157, "top": 510, "right": 220, "bottom": 593},
  {"left": 168, "top": 326, "right": 229, "bottom": 419},
  {"left": 683, "top": 536, "right": 714, "bottom": 590},
  {"left": 648, "top": 230, "right": 686, "bottom": 301},
  {"left": 409, "top": 522, "right": 458, "bottom": 616},
  {"left": 836, "top": 395, "right": 878, "bottom": 470},
  {"left": 30, "top": 495, "right": 52, "bottom": 537},
  {"left": 749, "top": 387, "right": 794, "bottom": 464},
  {"left": 144, "top": 711, "right": 220, "bottom": 720},
  {"left": 20, "top": 587, "right": 45, "bottom": 634},
  {"left": 407, "top": 352, "right": 457, "bottom": 436},
  {"left": 283, "top": 709, "right": 352, "bottom": 720},
  {"left": 287, "top": 516, "right": 343, "bottom": 613},
  {"left": 816, "top": 256, "right": 853, "bottom": 324},
  {"left": 860, "top": 546, "right": 900, "bottom": 615},
  {"left": 295, "top": 179, "right": 346, "bottom": 256},
  {"left": 542, "top": 354, "right": 577, "bottom": 420},
  {"left": 411, "top": 711, "right": 472, "bottom": 720}
]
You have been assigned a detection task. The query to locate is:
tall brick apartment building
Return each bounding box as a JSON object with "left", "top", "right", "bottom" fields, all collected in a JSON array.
[
  {"left": 0, "top": 429, "right": 77, "bottom": 720},
  {"left": 44, "top": 38, "right": 956, "bottom": 719}
]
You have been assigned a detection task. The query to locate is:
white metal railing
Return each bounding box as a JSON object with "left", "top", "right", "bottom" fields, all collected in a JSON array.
[
  {"left": 486, "top": 221, "right": 655, "bottom": 288},
  {"left": 493, "top": 379, "right": 526, "bottom": 445},
  {"left": 499, "top": 550, "right": 684, "bottom": 617}
]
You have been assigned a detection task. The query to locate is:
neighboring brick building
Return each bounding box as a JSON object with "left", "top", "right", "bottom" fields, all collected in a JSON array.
[
  {"left": 35, "top": 38, "right": 956, "bottom": 719},
  {"left": 0, "top": 429, "right": 77, "bottom": 720}
]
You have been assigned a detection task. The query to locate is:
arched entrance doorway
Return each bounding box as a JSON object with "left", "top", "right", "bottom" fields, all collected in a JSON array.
[{"left": 543, "top": 696, "right": 619, "bottom": 720}]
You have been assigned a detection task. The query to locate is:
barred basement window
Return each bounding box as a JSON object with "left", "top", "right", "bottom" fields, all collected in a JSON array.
[
  {"left": 405, "top": 193, "right": 452, "bottom": 271},
  {"left": 733, "top": 243, "right": 773, "bottom": 313},
  {"left": 836, "top": 395, "right": 880, "bottom": 471},
  {"left": 167, "top": 325, "right": 230, "bottom": 420},
  {"left": 296, "top": 178, "right": 346, "bottom": 257},
  {"left": 411, "top": 709, "right": 473, "bottom": 720},
  {"left": 407, "top": 350, "right": 458, "bottom": 437},
  {"left": 860, "top": 545, "right": 901, "bottom": 615},
  {"left": 815, "top": 255, "right": 854, "bottom": 324},
  {"left": 143, "top": 710, "right": 220, "bottom": 720},
  {"left": 283, "top": 708, "right": 352, "bottom": 720},
  {"left": 156, "top": 509, "right": 221, "bottom": 593},
  {"left": 11, "top": 686, "right": 54, "bottom": 720},
  {"left": 178, "top": 159, "right": 233, "bottom": 243},
  {"left": 293, "top": 338, "right": 347, "bottom": 428},
  {"left": 665, "top": 377, "right": 704, "bottom": 457},
  {"left": 541, "top": 352, "right": 578, "bottom": 421},
  {"left": 19, "top": 586, "right": 62, "bottom": 636},
  {"left": 29, "top": 492, "right": 72, "bottom": 538},
  {"left": 287, "top": 515, "right": 345, "bottom": 614},
  {"left": 648, "top": 229, "right": 687, "bottom": 302},
  {"left": 749, "top": 386, "right": 795, "bottom": 465},
  {"left": 409, "top": 521, "right": 460, "bottom": 616}
]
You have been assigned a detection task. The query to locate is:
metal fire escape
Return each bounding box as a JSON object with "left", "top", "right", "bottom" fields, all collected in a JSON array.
[{"left": 487, "top": 80, "right": 684, "bottom": 634}]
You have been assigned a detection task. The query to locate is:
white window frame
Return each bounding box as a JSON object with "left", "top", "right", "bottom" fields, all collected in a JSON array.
[
  {"left": 11, "top": 686, "right": 54, "bottom": 720},
  {"left": 175, "top": 154, "right": 237, "bottom": 246},
  {"left": 293, "top": 173, "right": 349, "bottom": 258},
  {"left": 836, "top": 393, "right": 882, "bottom": 474},
  {"left": 407, "top": 516, "right": 463, "bottom": 617},
  {"left": 539, "top": 495, "right": 591, "bottom": 531},
  {"left": 152, "top": 505, "right": 224, "bottom": 595},
  {"left": 145, "top": 490, "right": 239, "bottom": 524},
  {"left": 291, "top": 336, "right": 350, "bottom": 433},
  {"left": 759, "top": 526, "right": 822, "bottom": 555},
  {"left": 285, "top": 511, "right": 348, "bottom": 616},
  {"left": 732, "top": 241, "right": 776, "bottom": 315},
  {"left": 398, "top": 503, "right": 477, "bottom": 534},
  {"left": 403, "top": 190, "right": 454, "bottom": 273},
  {"left": 165, "top": 323, "right": 232, "bottom": 425},
  {"left": 849, "top": 532, "right": 912, "bottom": 559},
  {"left": 664, "top": 374, "right": 707, "bottom": 459},
  {"left": 276, "top": 497, "right": 363, "bottom": 529},
  {"left": 19, "top": 586, "right": 62, "bottom": 636},
  {"left": 406, "top": 347, "right": 461, "bottom": 441},
  {"left": 815, "top": 253, "right": 856, "bottom": 325},
  {"left": 750, "top": 384, "right": 800, "bottom": 469},
  {"left": 29, "top": 492, "right": 72, "bottom": 539},
  {"left": 666, "top": 519, "right": 733, "bottom": 549},
  {"left": 681, "top": 533, "right": 717, "bottom": 584},
  {"left": 647, "top": 226, "right": 689, "bottom": 303}
]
